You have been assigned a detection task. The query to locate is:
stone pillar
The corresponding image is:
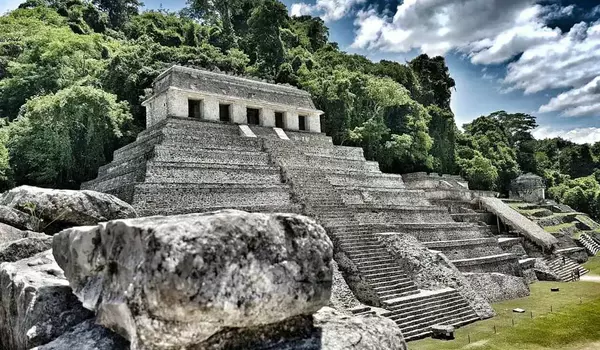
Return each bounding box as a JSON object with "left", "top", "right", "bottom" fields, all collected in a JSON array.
[
  {"left": 202, "top": 96, "right": 219, "bottom": 121},
  {"left": 285, "top": 111, "right": 299, "bottom": 131},
  {"left": 231, "top": 102, "right": 246, "bottom": 124},
  {"left": 261, "top": 108, "right": 275, "bottom": 127},
  {"left": 307, "top": 113, "right": 322, "bottom": 133},
  {"left": 166, "top": 89, "right": 188, "bottom": 118}
]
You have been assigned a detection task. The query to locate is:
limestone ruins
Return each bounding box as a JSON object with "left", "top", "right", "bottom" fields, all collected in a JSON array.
[{"left": 0, "top": 65, "right": 598, "bottom": 349}]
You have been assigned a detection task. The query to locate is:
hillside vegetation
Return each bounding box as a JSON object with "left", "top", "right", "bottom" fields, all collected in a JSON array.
[{"left": 1, "top": 0, "right": 600, "bottom": 220}]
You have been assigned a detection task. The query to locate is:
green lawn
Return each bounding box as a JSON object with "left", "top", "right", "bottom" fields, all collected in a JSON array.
[
  {"left": 583, "top": 254, "right": 600, "bottom": 275},
  {"left": 410, "top": 281, "right": 600, "bottom": 350}
]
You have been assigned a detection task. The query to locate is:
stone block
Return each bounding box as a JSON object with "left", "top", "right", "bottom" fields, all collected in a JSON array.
[{"left": 52, "top": 210, "right": 333, "bottom": 349}]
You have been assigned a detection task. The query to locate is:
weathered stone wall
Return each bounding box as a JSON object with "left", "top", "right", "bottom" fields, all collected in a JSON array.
[
  {"left": 376, "top": 233, "right": 495, "bottom": 319},
  {"left": 463, "top": 273, "right": 530, "bottom": 303}
]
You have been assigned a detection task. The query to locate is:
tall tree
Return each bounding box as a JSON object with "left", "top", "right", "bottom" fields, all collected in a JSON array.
[
  {"left": 93, "top": 0, "right": 142, "bottom": 29},
  {"left": 247, "top": 0, "right": 287, "bottom": 78},
  {"left": 409, "top": 54, "right": 455, "bottom": 109}
]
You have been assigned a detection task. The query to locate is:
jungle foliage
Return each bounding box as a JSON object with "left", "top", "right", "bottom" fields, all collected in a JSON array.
[{"left": 0, "top": 0, "right": 598, "bottom": 221}]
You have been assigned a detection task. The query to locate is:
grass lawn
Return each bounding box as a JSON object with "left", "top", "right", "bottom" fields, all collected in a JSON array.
[
  {"left": 583, "top": 254, "right": 600, "bottom": 275},
  {"left": 410, "top": 281, "right": 600, "bottom": 350}
]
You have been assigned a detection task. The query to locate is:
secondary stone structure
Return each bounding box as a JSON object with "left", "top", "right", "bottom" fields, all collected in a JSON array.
[
  {"left": 82, "top": 66, "right": 502, "bottom": 341},
  {"left": 510, "top": 173, "right": 545, "bottom": 203}
]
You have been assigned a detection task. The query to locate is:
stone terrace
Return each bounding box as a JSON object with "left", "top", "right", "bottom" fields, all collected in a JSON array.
[
  {"left": 82, "top": 117, "right": 300, "bottom": 216},
  {"left": 84, "top": 118, "right": 484, "bottom": 341}
]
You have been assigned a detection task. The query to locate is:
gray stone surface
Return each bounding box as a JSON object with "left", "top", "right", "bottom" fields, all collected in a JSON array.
[
  {"left": 0, "top": 250, "right": 92, "bottom": 350},
  {"left": 53, "top": 210, "right": 333, "bottom": 349},
  {"left": 188, "top": 307, "right": 406, "bottom": 350},
  {"left": 533, "top": 258, "right": 561, "bottom": 281},
  {"left": 0, "top": 205, "right": 41, "bottom": 231},
  {"left": 32, "top": 319, "right": 129, "bottom": 350},
  {"left": 333, "top": 251, "right": 380, "bottom": 307},
  {"left": 329, "top": 259, "right": 363, "bottom": 312},
  {"left": 377, "top": 233, "right": 495, "bottom": 319},
  {"left": 0, "top": 222, "right": 46, "bottom": 244},
  {"left": 0, "top": 186, "right": 137, "bottom": 231},
  {"left": 309, "top": 307, "right": 407, "bottom": 350},
  {"left": 463, "top": 272, "right": 530, "bottom": 303},
  {"left": 0, "top": 235, "right": 52, "bottom": 262},
  {"left": 153, "top": 66, "right": 316, "bottom": 110}
]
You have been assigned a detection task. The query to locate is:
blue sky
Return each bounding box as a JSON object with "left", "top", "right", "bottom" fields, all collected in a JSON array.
[{"left": 2, "top": 0, "right": 600, "bottom": 143}]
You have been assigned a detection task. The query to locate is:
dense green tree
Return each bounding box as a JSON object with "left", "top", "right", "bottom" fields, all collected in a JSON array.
[
  {"left": 93, "top": 0, "right": 142, "bottom": 29},
  {"left": 409, "top": 54, "right": 455, "bottom": 109},
  {"left": 559, "top": 144, "right": 596, "bottom": 179},
  {"left": 7, "top": 86, "right": 131, "bottom": 188},
  {"left": 246, "top": 0, "right": 287, "bottom": 78}
]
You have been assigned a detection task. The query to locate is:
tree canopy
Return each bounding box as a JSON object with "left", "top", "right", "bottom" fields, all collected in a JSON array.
[{"left": 0, "top": 0, "right": 598, "bottom": 222}]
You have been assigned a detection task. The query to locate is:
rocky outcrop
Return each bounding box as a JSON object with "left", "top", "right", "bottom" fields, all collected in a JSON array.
[
  {"left": 0, "top": 250, "right": 92, "bottom": 350},
  {"left": 0, "top": 234, "right": 52, "bottom": 262},
  {"left": 0, "top": 205, "right": 41, "bottom": 231},
  {"left": 53, "top": 210, "right": 333, "bottom": 349},
  {"left": 463, "top": 273, "right": 530, "bottom": 302},
  {"left": 0, "top": 186, "right": 137, "bottom": 232},
  {"left": 377, "top": 233, "right": 495, "bottom": 319},
  {"left": 32, "top": 320, "right": 129, "bottom": 350}
]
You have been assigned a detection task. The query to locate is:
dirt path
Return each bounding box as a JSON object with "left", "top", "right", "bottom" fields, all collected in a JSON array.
[{"left": 580, "top": 275, "right": 600, "bottom": 283}]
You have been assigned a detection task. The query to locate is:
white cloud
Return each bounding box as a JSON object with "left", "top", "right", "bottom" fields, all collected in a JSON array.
[
  {"left": 349, "top": 0, "right": 600, "bottom": 118},
  {"left": 0, "top": 0, "right": 22, "bottom": 14},
  {"left": 533, "top": 127, "right": 600, "bottom": 144},
  {"left": 290, "top": 3, "right": 313, "bottom": 17},
  {"left": 290, "top": 0, "right": 366, "bottom": 22},
  {"left": 539, "top": 76, "right": 600, "bottom": 117},
  {"left": 350, "top": 0, "right": 563, "bottom": 63}
]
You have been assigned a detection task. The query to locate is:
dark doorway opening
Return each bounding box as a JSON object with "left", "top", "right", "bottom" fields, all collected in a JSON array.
[
  {"left": 188, "top": 99, "right": 202, "bottom": 119},
  {"left": 275, "top": 112, "right": 284, "bottom": 128},
  {"left": 247, "top": 108, "right": 260, "bottom": 125},
  {"left": 298, "top": 115, "right": 307, "bottom": 131},
  {"left": 219, "top": 104, "right": 231, "bottom": 122}
]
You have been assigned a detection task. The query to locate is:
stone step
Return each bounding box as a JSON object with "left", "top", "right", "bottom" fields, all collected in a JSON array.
[
  {"left": 398, "top": 308, "right": 477, "bottom": 335},
  {"left": 383, "top": 288, "right": 456, "bottom": 308},
  {"left": 402, "top": 314, "right": 480, "bottom": 341},
  {"left": 372, "top": 281, "right": 416, "bottom": 293},
  {"left": 380, "top": 289, "right": 420, "bottom": 301},
  {"left": 387, "top": 293, "right": 466, "bottom": 314},
  {"left": 391, "top": 299, "right": 472, "bottom": 325},
  {"left": 152, "top": 146, "right": 270, "bottom": 166}
]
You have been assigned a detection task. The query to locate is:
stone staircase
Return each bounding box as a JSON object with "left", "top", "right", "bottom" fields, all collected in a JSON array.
[
  {"left": 577, "top": 233, "right": 600, "bottom": 255},
  {"left": 381, "top": 288, "right": 480, "bottom": 341},
  {"left": 544, "top": 256, "right": 589, "bottom": 282},
  {"left": 262, "top": 136, "right": 480, "bottom": 341},
  {"left": 82, "top": 118, "right": 300, "bottom": 216}
]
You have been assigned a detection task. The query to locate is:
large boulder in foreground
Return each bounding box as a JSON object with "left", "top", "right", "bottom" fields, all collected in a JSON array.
[
  {"left": 0, "top": 250, "right": 92, "bottom": 350},
  {"left": 53, "top": 210, "right": 333, "bottom": 349},
  {"left": 0, "top": 186, "right": 136, "bottom": 232},
  {"left": 32, "top": 320, "right": 129, "bottom": 350}
]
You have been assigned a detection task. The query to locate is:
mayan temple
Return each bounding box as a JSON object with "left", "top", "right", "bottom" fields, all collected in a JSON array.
[{"left": 82, "top": 65, "right": 553, "bottom": 341}]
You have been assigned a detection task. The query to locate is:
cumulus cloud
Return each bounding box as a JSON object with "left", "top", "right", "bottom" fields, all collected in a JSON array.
[
  {"left": 290, "top": 0, "right": 366, "bottom": 21},
  {"left": 350, "top": 0, "right": 563, "bottom": 63},
  {"left": 349, "top": 0, "right": 600, "bottom": 118},
  {"left": 539, "top": 76, "right": 600, "bottom": 117},
  {"left": 533, "top": 126, "right": 600, "bottom": 144}
]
